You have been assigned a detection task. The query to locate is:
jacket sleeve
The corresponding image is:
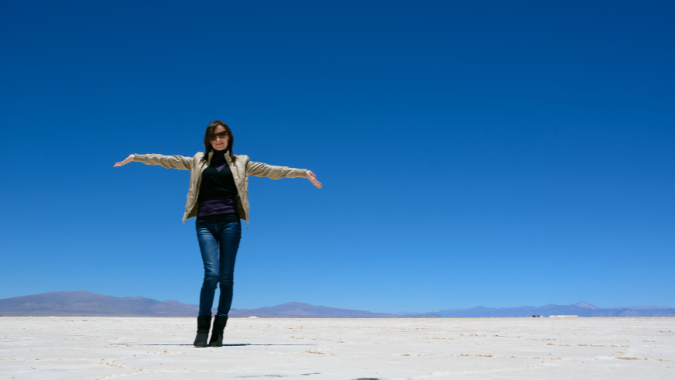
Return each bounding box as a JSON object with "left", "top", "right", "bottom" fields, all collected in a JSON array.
[
  {"left": 133, "top": 154, "right": 193, "bottom": 170},
  {"left": 246, "top": 160, "right": 307, "bottom": 179}
]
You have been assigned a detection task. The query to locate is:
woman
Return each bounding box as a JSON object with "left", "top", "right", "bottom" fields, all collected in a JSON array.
[{"left": 114, "top": 120, "right": 321, "bottom": 347}]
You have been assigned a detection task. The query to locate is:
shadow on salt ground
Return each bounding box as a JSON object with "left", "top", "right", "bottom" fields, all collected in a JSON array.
[
  {"left": 110, "top": 343, "right": 315, "bottom": 347},
  {"left": 235, "top": 374, "right": 322, "bottom": 378}
]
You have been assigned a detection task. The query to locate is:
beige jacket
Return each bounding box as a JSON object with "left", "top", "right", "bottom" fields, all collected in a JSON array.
[{"left": 133, "top": 151, "right": 308, "bottom": 225}]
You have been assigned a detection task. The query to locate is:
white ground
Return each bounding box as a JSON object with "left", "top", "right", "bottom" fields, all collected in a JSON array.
[{"left": 1, "top": 317, "right": 673, "bottom": 379}]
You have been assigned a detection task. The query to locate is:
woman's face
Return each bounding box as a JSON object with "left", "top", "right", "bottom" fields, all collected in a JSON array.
[{"left": 210, "top": 125, "right": 229, "bottom": 151}]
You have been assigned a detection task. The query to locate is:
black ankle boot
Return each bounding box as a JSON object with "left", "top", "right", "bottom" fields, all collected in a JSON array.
[
  {"left": 193, "top": 315, "right": 212, "bottom": 347},
  {"left": 208, "top": 316, "right": 228, "bottom": 347}
]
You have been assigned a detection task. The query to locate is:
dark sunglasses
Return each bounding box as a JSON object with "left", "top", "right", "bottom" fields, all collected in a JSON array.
[{"left": 209, "top": 132, "right": 228, "bottom": 140}]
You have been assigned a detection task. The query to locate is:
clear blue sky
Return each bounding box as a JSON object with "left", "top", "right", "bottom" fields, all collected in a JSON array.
[{"left": 1, "top": 0, "right": 673, "bottom": 312}]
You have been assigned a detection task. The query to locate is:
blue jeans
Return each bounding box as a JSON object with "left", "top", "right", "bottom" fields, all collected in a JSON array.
[{"left": 195, "top": 220, "right": 241, "bottom": 317}]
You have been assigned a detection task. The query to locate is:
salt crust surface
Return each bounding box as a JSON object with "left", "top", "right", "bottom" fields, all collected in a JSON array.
[{"left": 1, "top": 317, "right": 673, "bottom": 379}]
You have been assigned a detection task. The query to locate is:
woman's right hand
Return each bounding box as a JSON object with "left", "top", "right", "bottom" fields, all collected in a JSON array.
[{"left": 114, "top": 154, "right": 135, "bottom": 167}]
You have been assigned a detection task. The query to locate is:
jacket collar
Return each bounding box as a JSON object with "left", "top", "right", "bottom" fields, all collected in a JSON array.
[
  {"left": 207, "top": 150, "right": 233, "bottom": 165},
  {"left": 207, "top": 150, "right": 213, "bottom": 165}
]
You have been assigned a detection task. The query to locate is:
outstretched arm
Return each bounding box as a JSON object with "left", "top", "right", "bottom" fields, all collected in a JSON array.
[
  {"left": 247, "top": 161, "right": 322, "bottom": 189},
  {"left": 114, "top": 154, "right": 193, "bottom": 170}
]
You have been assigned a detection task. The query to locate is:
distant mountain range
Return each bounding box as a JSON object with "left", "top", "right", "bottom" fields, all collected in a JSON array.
[
  {"left": 230, "top": 302, "right": 398, "bottom": 318},
  {"left": 0, "top": 291, "right": 199, "bottom": 317},
  {"left": 434, "top": 302, "right": 675, "bottom": 318},
  {"left": 0, "top": 291, "right": 673, "bottom": 318},
  {"left": 0, "top": 292, "right": 398, "bottom": 318}
]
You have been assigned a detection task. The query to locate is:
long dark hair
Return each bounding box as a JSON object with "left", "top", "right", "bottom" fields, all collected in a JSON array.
[{"left": 202, "top": 120, "right": 235, "bottom": 162}]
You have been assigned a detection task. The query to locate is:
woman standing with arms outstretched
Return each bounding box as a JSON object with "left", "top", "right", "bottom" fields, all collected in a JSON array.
[{"left": 114, "top": 120, "right": 322, "bottom": 347}]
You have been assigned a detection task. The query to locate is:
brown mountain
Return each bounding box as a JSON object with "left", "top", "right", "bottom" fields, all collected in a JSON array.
[{"left": 0, "top": 291, "right": 199, "bottom": 317}]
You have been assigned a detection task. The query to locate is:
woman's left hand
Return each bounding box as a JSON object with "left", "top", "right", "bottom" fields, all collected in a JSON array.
[{"left": 307, "top": 170, "right": 322, "bottom": 189}]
